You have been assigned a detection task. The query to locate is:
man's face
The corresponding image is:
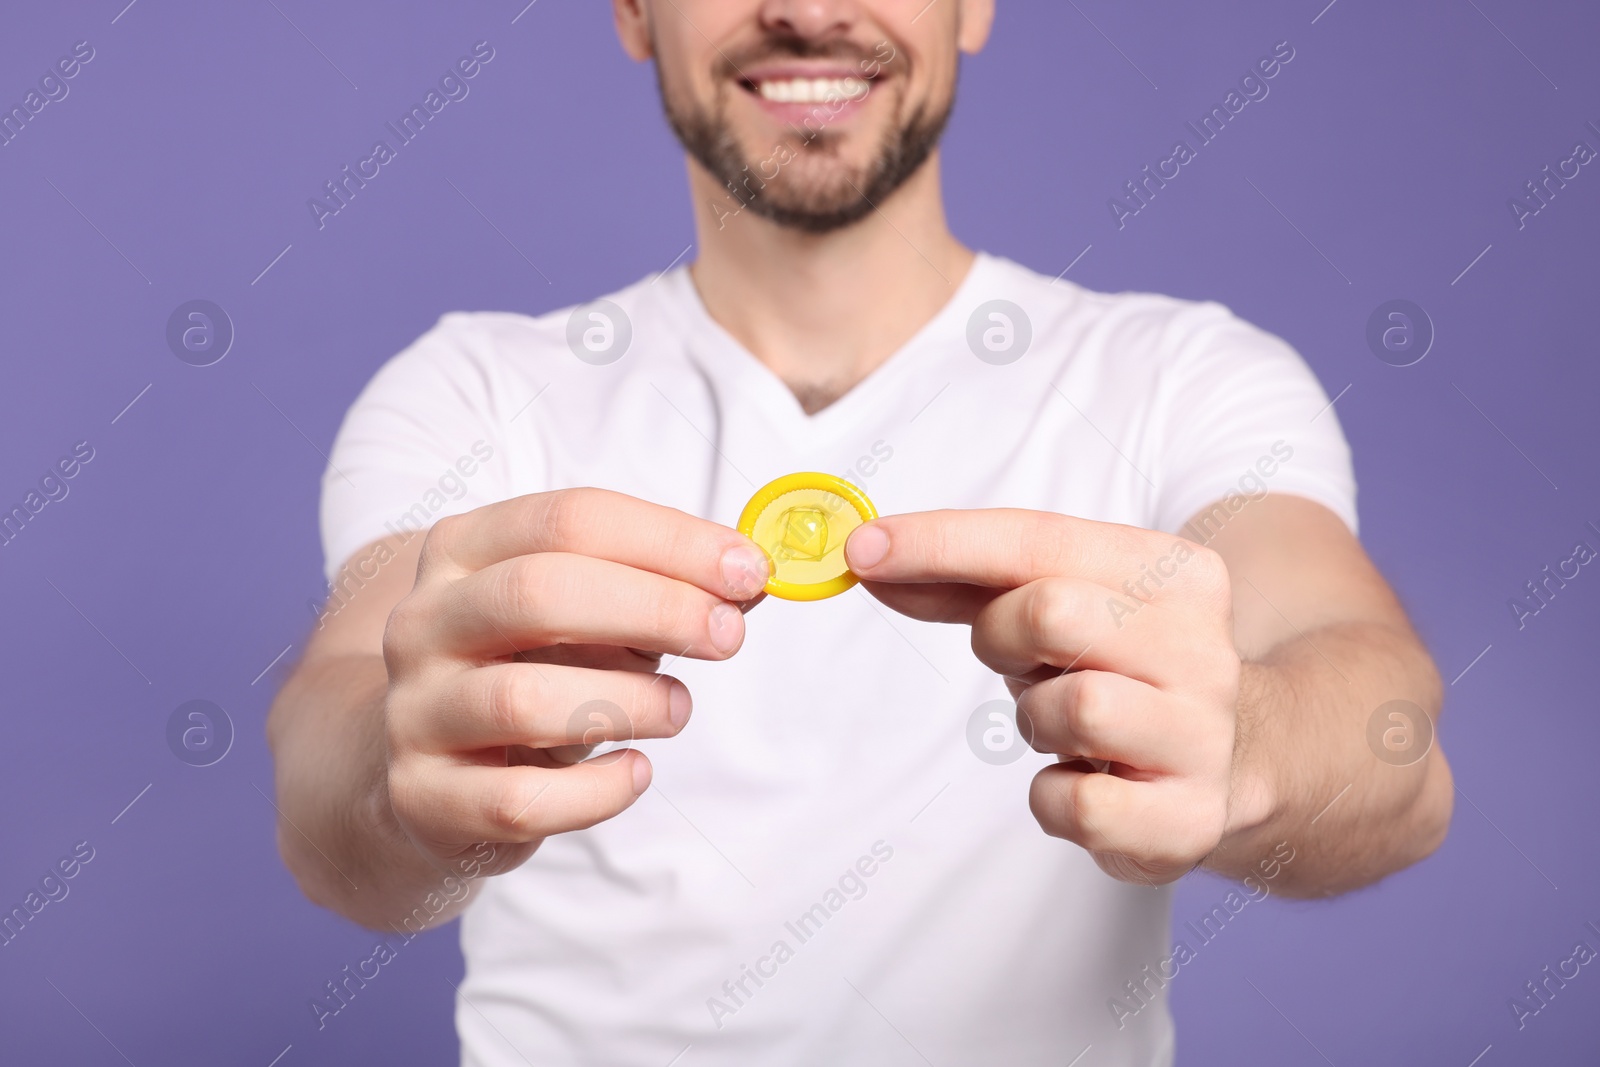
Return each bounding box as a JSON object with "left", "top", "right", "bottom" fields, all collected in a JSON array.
[{"left": 620, "top": 1, "right": 989, "bottom": 233}]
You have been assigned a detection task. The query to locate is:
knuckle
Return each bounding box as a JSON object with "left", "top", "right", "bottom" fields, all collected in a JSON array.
[
  {"left": 498, "top": 554, "right": 556, "bottom": 625},
  {"left": 1021, "top": 512, "right": 1069, "bottom": 573},
  {"left": 1111, "top": 525, "right": 1150, "bottom": 564},
  {"left": 1184, "top": 542, "right": 1231, "bottom": 596},
  {"left": 532, "top": 487, "right": 599, "bottom": 549},
  {"left": 385, "top": 756, "right": 426, "bottom": 825},
  {"left": 641, "top": 506, "right": 699, "bottom": 568},
  {"left": 419, "top": 514, "right": 465, "bottom": 571},
  {"left": 922, "top": 516, "right": 964, "bottom": 572},
  {"left": 580, "top": 767, "right": 613, "bottom": 814},
  {"left": 1025, "top": 580, "right": 1075, "bottom": 651},
  {"left": 531, "top": 489, "right": 573, "bottom": 547},
  {"left": 1014, "top": 690, "right": 1047, "bottom": 750},
  {"left": 1167, "top": 800, "right": 1227, "bottom": 866},
  {"left": 484, "top": 668, "right": 534, "bottom": 741},
  {"left": 382, "top": 684, "right": 425, "bottom": 752},
  {"left": 381, "top": 594, "right": 428, "bottom": 672},
  {"left": 1033, "top": 767, "right": 1096, "bottom": 843},
  {"left": 642, "top": 589, "right": 701, "bottom": 649},
  {"left": 1068, "top": 772, "right": 1114, "bottom": 837},
  {"left": 1068, "top": 673, "right": 1113, "bottom": 745},
  {"left": 627, "top": 682, "right": 672, "bottom": 737},
  {"left": 557, "top": 765, "right": 618, "bottom": 832},
  {"left": 575, "top": 697, "right": 632, "bottom": 747},
  {"left": 490, "top": 775, "right": 538, "bottom": 838}
]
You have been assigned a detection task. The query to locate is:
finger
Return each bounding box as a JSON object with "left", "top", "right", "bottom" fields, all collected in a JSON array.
[
  {"left": 1028, "top": 764, "right": 1222, "bottom": 882},
  {"left": 422, "top": 487, "right": 770, "bottom": 601},
  {"left": 971, "top": 576, "right": 1211, "bottom": 687},
  {"left": 432, "top": 840, "right": 539, "bottom": 881},
  {"left": 1017, "top": 670, "right": 1187, "bottom": 770},
  {"left": 845, "top": 509, "right": 1145, "bottom": 588},
  {"left": 413, "top": 663, "right": 691, "bottom": 751},
  {"left": 845, "top": 509, "right": 1197, "bottom": 592},
  {"left": 418, "top": 552, "right": 748, "bottom": 660},
  {"left": 517, "top": 644, "right": 662, "bottom": 673},
  {"left": 856, "top": 579, "right": 1000, "bottom": 626},
  {"left": 393, "top": 751, "right": 653, "bottom": 847}
]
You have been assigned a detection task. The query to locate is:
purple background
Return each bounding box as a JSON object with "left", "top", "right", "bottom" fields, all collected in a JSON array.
[{"left": 2, "top": 0, "right": 1596, "bottom": 1063}]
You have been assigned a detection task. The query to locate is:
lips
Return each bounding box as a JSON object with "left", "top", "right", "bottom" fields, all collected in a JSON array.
[
  {"left": 734, "top": 64, "right": 881, "bottom": 128},
  {"left": 748, "top": 75, "right": 870, "bottom": 105}
]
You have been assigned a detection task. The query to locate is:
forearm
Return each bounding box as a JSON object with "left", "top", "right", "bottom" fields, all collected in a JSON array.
[
  {"left": 1206, "top": 620, "right": 1452, "bottom": 897},
  {"left": 266, "top": 653, "right": 480, "bottom": 930}
]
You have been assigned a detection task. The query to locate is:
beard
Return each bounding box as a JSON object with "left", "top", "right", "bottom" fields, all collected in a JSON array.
[{"left": 657, "top": 46, "right": 953, "bottom": 234}]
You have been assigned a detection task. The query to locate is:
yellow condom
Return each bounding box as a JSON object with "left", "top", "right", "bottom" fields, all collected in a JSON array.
[{"left": 737, "top": 473, "right": 878, "bottom": 601}]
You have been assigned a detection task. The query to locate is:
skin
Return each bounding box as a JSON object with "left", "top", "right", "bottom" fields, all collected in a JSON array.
[
  {"left": 267, "top": 0, "right": 1451, "bottom": 932},
  {"left": 619, "top": 0, "right": 993, "bottom": 412}
]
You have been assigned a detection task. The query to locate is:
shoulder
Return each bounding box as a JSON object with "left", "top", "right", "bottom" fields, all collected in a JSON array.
[
  {"left": 358, "top": 271, "right": 670, "bottom": 408},
  {"left": 980, "top": 253, "right": 1277, "bottom": 367}
]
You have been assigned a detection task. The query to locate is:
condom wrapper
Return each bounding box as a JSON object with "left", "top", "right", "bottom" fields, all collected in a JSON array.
[{"left": 737, "top": 473, "right": 878, "bottom": 601}]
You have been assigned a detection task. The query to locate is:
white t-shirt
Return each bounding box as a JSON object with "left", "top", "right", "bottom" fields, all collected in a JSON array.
[{"left": 321, "top": 253, "right": 1356, "bottom": 1067}]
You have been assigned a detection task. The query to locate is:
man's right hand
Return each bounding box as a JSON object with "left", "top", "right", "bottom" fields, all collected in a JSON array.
[{"left": 379, "top": 488, "right": 770, "bottom": 878}]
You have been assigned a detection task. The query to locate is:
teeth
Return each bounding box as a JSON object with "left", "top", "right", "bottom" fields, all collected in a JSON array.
[{"left": 756, "top": 77, "right": 869, "bottom": 105}]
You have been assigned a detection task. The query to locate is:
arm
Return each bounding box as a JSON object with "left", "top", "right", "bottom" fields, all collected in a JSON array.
[
  {"left": 1187, "top": 494, "right": 1450, "bottom": 896},
  {"left": 842, "top": 494, "right": 1451, "bottom": 898},
  {"left": 266, "top": 531, "right": 456, "bottom": 931},
  {"left": 266, "top": 489, "right": 770, "bottom": 931}
]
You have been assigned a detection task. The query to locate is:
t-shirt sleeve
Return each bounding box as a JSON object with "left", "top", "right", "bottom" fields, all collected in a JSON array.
[
  {"left": 1151, "top": 302, "right": 1357, "bottom": 538},
  {"left": 319, "top": 314, "right": 513, "bottom": 584}
]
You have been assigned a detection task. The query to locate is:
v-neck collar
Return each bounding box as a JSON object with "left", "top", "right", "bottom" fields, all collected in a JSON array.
[{"left": 658, "top": 252, "right": 994, "bottom": 444}]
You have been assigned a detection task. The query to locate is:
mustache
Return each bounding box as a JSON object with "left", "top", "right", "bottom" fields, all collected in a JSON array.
[{"left": 716, "top": 35, "right": 896, "bottom": 81}]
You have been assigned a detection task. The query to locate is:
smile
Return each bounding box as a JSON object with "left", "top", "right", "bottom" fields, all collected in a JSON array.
[{"left": 745, "top": 76, "right": 871, "bottom": 105}]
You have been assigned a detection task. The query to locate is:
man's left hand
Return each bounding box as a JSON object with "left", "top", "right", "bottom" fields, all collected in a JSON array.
[{"left": 845, "top": 509, "right": 1258, "bottom": 886}]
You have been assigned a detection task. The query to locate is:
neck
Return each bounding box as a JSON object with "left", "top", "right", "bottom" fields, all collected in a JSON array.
[{"left": 686, "top": 151, "right": 974, "bottom": 414}]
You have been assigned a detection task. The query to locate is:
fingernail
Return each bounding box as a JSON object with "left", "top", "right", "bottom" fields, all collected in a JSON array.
[
  {"left": 847, "top": 524, "right": 889, "bottom": 571},
  {"left": 667, "top": 680, "right": 692, "bottom": 729},
  {"left": 721, "top": 544, "right": 770, "bottom": 599},
  {"left": 631, "top": 753, "right": 652, "bottom": 795},
  {"left": 707, "top": 602, "right": 743, "bottom": 653}
]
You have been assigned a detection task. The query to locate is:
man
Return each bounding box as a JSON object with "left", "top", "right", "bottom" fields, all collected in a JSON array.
[{"left": 267, "top": 1, "right": 1452, "bottom": 1063}]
